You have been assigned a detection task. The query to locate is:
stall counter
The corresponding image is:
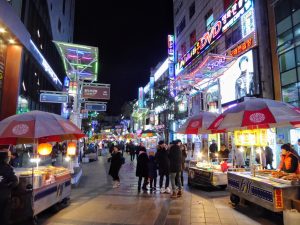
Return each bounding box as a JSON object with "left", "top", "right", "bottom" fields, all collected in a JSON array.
[{"left": 228, "top": 171, "right": 300, "bottom": 212}]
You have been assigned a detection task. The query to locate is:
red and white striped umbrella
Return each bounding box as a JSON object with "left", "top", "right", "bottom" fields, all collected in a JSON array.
[
  {"left": 208, "top": 98, "right": 300, "bottom": 132},
  {"left": 0, "top": 110, "right": 85, "bottom": 144},
  {"left": 177, "top": 111, "right": 219, "bottom": 134}
]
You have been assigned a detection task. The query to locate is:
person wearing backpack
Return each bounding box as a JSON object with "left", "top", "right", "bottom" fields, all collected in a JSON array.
[{"left": 108, "top": 146, "right": 123, "bottom": 188}]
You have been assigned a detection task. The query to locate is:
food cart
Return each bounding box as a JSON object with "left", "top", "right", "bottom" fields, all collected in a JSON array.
[
  {"left": 11, "top": 166, "right": 71, "bottom": 223},
  {"left": 228, "top": 170, "right": 300, "bottom": 212}
]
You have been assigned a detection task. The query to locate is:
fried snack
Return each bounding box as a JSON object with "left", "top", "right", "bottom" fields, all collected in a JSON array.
[
  {"left": 282, "top": 174, "right": 300, "bottom": 181},
  {"left": 271, "top": 171, "right": 287, "bottom": 178}
]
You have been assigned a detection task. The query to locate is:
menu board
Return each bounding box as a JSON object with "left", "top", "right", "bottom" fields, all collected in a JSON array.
[{"left": 234, "top": 129, "right": 268, "bottom": 146}]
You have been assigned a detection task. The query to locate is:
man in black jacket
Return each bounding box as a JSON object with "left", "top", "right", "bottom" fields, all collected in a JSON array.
[
  {"left": 0, "top": 149, "right": 19, "bottom": 225},
  {"left": 169, "top": 139, "right": 183, "bottom": 198},
  {"left": 155, "top": 140, "right": 170, "bottom": 194}
]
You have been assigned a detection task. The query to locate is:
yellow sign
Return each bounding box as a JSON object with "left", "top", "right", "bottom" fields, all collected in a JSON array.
[{"left": 234, "top": 129, "right": 267, "bottom": 147}]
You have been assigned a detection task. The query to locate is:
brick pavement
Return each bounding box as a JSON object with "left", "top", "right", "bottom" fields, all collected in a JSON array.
[{"left": 37, "top": 154, "right": 283, "bottom": 225}]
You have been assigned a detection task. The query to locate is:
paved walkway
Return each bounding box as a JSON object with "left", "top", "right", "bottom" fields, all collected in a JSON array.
[{"left": 38, "top": 154, "right": 283, "bottom": 225}]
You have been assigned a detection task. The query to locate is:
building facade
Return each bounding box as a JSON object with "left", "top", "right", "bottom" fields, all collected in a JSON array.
[
  {"left": 0, "top": 0, "right": 75, "bottom": 120},
  {"left": 171, "top": 0, "right": 274, "bottom": 138}
]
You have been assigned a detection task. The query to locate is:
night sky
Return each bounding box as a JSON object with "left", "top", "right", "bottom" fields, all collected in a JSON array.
[{"left": 74, "top": 0, "right": 174, "bottom": 116}]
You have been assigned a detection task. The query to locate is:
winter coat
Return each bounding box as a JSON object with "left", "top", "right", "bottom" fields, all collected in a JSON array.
[
  {"left": 0, "top": 163, "right": 18, "bottom": 196},
  {"left": 155, "top": 147, "right": 170, "bottom": 175},
  {"left": 278, "top": 152, "right": 299, "bottom": 173},
  {"left": 219, "top": 149, "right": 230, "bottom": 161},
  {"left": 181, "top": 148, "right": 187, "bottom": 170},
  {"left": 169, "top": 144, "right": 182, "bottom": 173},
  {"left": 265, "top": 146, "right": 273, "bottom": 164},
  {"left": 147, "top": 156, "right": 157, "bottom": 178},
  {"left": 136, "top": 151, "right": 149, "bottom": 177},
  {"left": 108, "top": 152, "right": 123, "bottom": 177}
]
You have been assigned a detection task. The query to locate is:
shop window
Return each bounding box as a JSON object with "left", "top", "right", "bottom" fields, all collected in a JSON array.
[
  {"left": 275, "top": 0, "right": 291, "bottom": 23},
  {"left": 279, "top": 49, "right": 296, "bottom": 72},
  {"left": 176, "top": 17, "right": 186, "bottom": 36},
  {"left": 189, "top": 1, "right": 195, "bottom": 20},
  {"left": 282, "top": 83, "right": 299, "bottom": 102},
  {"left": 205, "top": 9, "right": 214, "bottom": 31},
  {"left": 297, "top": 44, "right": 300, "bottom": 62},
  {"left": 293, "top": 9, "right": 300, "bottom": 25},
  {"left": 281, "top": 68, "right": 297, "bottom": 86},
  {"left": 189, "top": 30, "right": 196, "bottom": 47},
  {"left": 277, "top": 16, "right": 292, "bottom": 35},
  {"left": 294, "top": 24, "right": 300, "bottom": 38},
  {"left": 277, "top": 29, "right": 293, "bottom": 47}
]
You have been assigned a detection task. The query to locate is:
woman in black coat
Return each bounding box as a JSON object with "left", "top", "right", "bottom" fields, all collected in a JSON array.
[
  {"left": 155, "top": 141, "right": 170, "bottom": 192},
  {"left": 108, "top": 146, "right": 123, "bottom": 188},
  {"left": 136, "top": 147, "right": 149, "bottom": 191}
]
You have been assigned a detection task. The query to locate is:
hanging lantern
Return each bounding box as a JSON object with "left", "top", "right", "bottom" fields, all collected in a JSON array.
[
  {"left": 37, "top": 143, "right": 52, "bottom": 156},
  {"left": 67, "top": 142, "right": 77, "bottom": 156}
]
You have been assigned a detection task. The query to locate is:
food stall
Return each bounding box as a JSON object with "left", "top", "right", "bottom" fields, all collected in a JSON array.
[
  {"left": 11, "top": 165, "right": 71, "bottom": 223},
  {"left": 228, "top": 170, "right": 300, "bottom": 212}
]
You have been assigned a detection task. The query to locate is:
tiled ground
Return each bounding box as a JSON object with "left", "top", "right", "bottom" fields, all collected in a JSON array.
[{"left": 37, "top": 154, "right": 283, "bottom": 225}]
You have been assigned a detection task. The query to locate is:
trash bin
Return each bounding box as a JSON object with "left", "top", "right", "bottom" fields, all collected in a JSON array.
[{"left": 283, "top": 209, "right": 300, "bottom": 225}]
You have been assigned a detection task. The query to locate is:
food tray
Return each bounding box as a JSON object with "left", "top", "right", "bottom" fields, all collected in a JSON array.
[{"left": 268, "top": 176, "right": 292, "bottom": 185}]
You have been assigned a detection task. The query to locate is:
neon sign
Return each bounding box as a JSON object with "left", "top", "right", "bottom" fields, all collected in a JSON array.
[
  {"left": 227, "top": 34, "right": 256, "bottom": 57},
  {"left": 168, "top": 35, "right": 175, "bottom": 63},
  {"left": 176, "top": 0, "right": 253, "bottom": 74},
  {"left": 138, "top": 87, "right": 144, "bottom": 108}
]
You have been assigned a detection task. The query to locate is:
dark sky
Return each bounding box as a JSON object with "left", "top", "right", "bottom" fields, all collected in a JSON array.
[{"left": 73, "top": 0, "right": 174, "bottom": 116}]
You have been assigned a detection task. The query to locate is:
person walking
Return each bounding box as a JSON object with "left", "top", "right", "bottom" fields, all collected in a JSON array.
[
  {"left": 0, "top": 148, "right": 19, "bottom": 225},
  {"left": 155, "top": 140, "right": 170, "bottom": 193},
  {"left": 147, "top": 152, "right": 157, "bottom": 191},
  {"left": 169, "top": 139, "right": 183, "bottom": 198},
  {"left": 108, "top": 146, "right": 123, "bottom": 188},
  {"left": 129, "top": 141, "right": 136, "bottom": 162},
  {"left": 265, "top": 145, "right": 274, "bottom": 169},
  {"left": 209, "top": 140, "right": 218, "bottom": 162},
  {"left": 136, "top": 146, "right": 149, "bottom": 192}
]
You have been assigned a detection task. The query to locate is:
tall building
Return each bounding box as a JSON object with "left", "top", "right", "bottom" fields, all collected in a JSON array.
[
  {"left": 171, "top": 0, "right": 273, "bottom": 141},
  {"left": 0, "top": 0, "right": 75, "bottom": 119}
]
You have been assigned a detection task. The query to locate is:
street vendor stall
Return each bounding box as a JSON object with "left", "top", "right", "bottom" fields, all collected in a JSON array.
[
  {"left": 0, "top": 111, "right": 85, "bottom": 224},
  {"left": 207, "top": 98, "right": 300, "bottom": 213}
]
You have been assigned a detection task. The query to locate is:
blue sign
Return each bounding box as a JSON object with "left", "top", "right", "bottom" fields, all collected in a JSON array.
[
  {"left": 86, "top": 103, "right": 107, "bottom": 111},
  {"left": 40, "top": 93, "right": 68, "bottom": 103}
]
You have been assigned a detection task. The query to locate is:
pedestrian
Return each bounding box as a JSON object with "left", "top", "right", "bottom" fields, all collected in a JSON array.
[
  {"left": 9, "top": 152, "right": 20, "bottom": 168},
  {"left": 129, "top": 141, "right": 136, "bottom": 161},
  {"left": 278, "top": 144, "right": 299, "bottom": 173},
  {"left": 169, "top": 139, "right": 183, "bottom": 198},
  {"left": 147, "top": 152, "right": 157, "bottom": 191},
  {"left": 0, "top": 148, "right": 19, "bottom": 225},
  {"left": 209, "top": 140, "right": 218, "bottom": 162},
  {"left": 176, "top": 142, "right": 187, "bottom": 186},
  {"left": 108, "top": 146, "right": 123, "bottom": 188},
  {"left": 219, "top": 144, "right": 230, "bottom": 161},
  {"left": 136, "top": 146, "right": 149, "bottom": 192},
  {"left": 155, "top": 140, "right": 171, "bottom": 194},
  {"left": 234, "top": 146, "right": 245, "bottom": 168},
  {"left": 136, "top": 142, "right": 145, "bottom": 160}
]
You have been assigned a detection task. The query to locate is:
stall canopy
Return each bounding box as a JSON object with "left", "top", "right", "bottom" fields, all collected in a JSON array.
[
  {"left": 175, "top": 53, "right": 236, "bottom": 93},
  {"left": 0, "top": 110, "right": 85, "bottom": 144},
  {"left": 208, "top": 97, "right": 300, "bottom": 132}
]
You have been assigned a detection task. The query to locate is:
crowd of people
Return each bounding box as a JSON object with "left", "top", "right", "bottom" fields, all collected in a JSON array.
[{"left": 108, "top": 139, "right": 187, "bottom": 198}]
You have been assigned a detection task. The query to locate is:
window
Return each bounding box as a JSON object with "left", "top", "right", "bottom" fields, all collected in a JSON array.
[
  {"left": 279, "top": 49, "right": 296, "bottom": 72},
  {"left": 293, "top": 9, "right": 300, "bottom": 25},
  {"left": 281, "top": 68, "right": 297, "bottom": 86},
  {"left": 190, "top": 30, "right": 196, "bottom": 47},
  {"left": 205, "top": 9, "right": 214, "bottom": 31},
  {"left": 189, "top": 2, "right": 195, "bottom": 19},
  {"left": 175, "top": 1, "right": 183, "bottom": 16},
  {"left": 282, "top": 83, "right": 299, "bottom": 102},
  {"left": 63, "top": 0, "right": 66, "bottom": 15},
  {"left": 225, "top": 27, "right": 242, "bottom": 49},
  {"left": 277, "top": 16, "right": 292, "bottom": 35},
  {"left": 176, "top": 17, "right": 186, "bottom": 36},
  {"left": 277, "top": 29, "right": 293, "bottom": 46}
]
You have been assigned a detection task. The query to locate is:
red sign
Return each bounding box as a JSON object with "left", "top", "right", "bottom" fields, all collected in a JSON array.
[
  {"left": 274, "top": 189, "right": 283, "bottom": 209},
  {"left": 82, "top": 86, "right": 110, "bottom": 100},
  {"left": 227, "top": 34, "right": 256, "bottom": 57}
]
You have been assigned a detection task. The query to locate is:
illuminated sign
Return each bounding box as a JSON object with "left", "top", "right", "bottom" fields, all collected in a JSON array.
[
  {"left": 176, "top": 0, "right": 253, "bottom": 74},
  {"left": 82, "top": 85, "right": 110, "bottom": 100},
  {"left": 168, "top": 35, "right": 175, "bottom": 63},
  {"left": 234, "top": 129, "right": 268, "bottom": 147},
  {"left": 220, "top": 50, "right": 258, "bottom": 104},
  {"left": 85, "top": 103, "right": 107, "bottom": 111},
  {"left": 40, "top": 93, "right": 68, "bottom": 103},
  {"left": 30, "top": 40, "right": 62, "bottom": 89},
  {"left": 64, "top": 76, "right": 70, "bottom": 87},
  {"left": 138, "top": 87, "right": 144, "bottom": 108},
  {"left": 227, "top": 33, "right": 256, "bottom": 57},
  {"left": 150, "top": 76, "right": 154, "bottom": 100},
  {"left": 241, "top": 8, "right": 255, "bottom": 38}
]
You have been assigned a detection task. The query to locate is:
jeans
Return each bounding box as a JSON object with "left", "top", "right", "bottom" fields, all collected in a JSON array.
[
  {"left": 170, "top": 172, "right": 182, "bottom": 191},
  {"left": 159, "top": 174, "right": 169, "bottom": 188}
]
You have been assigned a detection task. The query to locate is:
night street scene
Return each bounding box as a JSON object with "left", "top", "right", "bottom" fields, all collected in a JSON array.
[{"left": 1, "top": 0, "right": 300, "bottom": 225}]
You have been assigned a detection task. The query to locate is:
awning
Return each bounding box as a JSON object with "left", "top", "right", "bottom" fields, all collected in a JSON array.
[{"left": 175, "top": 53, "right": 236, "bottom": 91}]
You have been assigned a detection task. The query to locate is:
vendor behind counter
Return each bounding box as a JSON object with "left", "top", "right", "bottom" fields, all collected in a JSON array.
[{"left": 278, "top": 144, "right": 300, "bottom": 174}]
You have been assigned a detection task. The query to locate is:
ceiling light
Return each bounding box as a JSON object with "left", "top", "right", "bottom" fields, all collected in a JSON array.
[
  {"left": 8, "top": 39, "right": 15, "bottom": 44},
  {"left": 37, "top": 29, "right": 40, "bottom": 38},
  {"left": 0, "top": 28, "right": 6, "bottom": 33}
]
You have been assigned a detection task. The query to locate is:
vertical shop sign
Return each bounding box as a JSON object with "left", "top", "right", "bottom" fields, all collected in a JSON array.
[
  {"left": 274, "top": 189, "right": 283, "bottom": 209},
  {"left": 168, "top": 35, "right": 175, "bottom": 63},
  {"left": 150, "top": 76, "right": 154, "bottom": 100},
  {"left": 241, "top": 8, "right": 255, "bottom": 38},
  {"left": 138, "top": 87, "right": 144, "bottom": 108},
  {"left": 168, "top": 35, "right": 176, "bottom": 97}
]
